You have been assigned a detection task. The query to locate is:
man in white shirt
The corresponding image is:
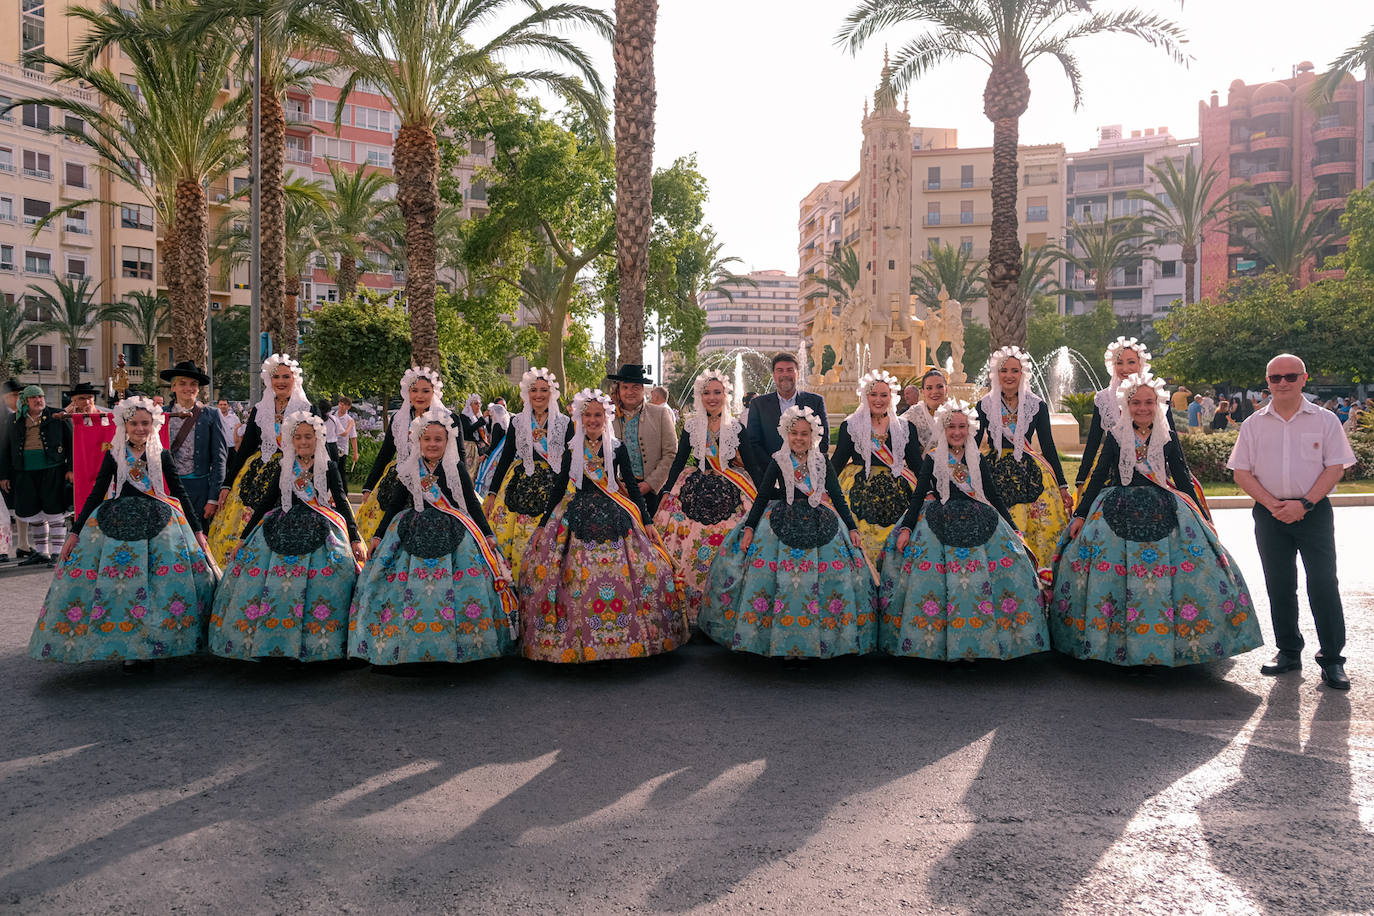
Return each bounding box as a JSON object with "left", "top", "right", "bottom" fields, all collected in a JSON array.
[
  {"left": 216, "top": 398, "right": 244, "bottom": 449},
  {"left": 1228, "top": 353, "right": 1356, "bottom": 690},
  {"left": 324, "top": 396, "right": 359, "bottom": 465}
]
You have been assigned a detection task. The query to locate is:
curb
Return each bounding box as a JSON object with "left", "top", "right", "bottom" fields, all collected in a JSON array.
[{"left": 1207, "top": 492, "right": 1374, "bottom": 510}]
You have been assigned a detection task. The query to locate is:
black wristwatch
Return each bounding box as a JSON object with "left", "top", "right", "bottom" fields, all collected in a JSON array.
[{"left": 1298, "top": 497, "right": 1315, "bottom": 511}]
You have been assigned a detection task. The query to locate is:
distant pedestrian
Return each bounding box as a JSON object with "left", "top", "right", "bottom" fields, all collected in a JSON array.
[
  {"left": 1227, "top": 353, "right": 1356, "bottom": 690},
  {"left": 1187, "top": 394, "right": 1203, "bottom": 431},
  {"left": 1209, "top": 399, "right": 1231, "bottom": 432}
]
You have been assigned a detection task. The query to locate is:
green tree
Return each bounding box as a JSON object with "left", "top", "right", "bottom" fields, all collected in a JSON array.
[
  {"left": 436, "top": 287, "right": 540, "bottom": 398},
  {"left": 1328, "top": 185, "right": 1374, "bottom": 279},
  {"left": 300, "top": 293, "right": 417, "bottom": 399},
  {"left": 29, "top": 277, "right": 124, "bottom": 388},
  {"left": 316, "top": 158, "right": 393, "bottom": 299},
  {"left": 1129, "top": 156, "right": 1234, "bottom": 305},
  {"left": 107, "top": 290, "right": 170, "bottom": 394},
  {"left": 836, "top": 0, "right": 1186, "bottom": 347},
  {"left": 317, "top": 0, "right": 611, "bottom": 369},
  {"left": 1315, "top": 26, "right": 1374, "bottom": 97},
  {"left": 1016, "top": 244, "right": 1066, "bottom": 304},
  {"left": 1027, "top": 296, "right": 1116, "bottom": 367},
  {"left": 911, "top": 242, "right": 986, "bottom": 310},
  {"left": 1231, "top": 185, "right": 1343, "bottom": 285},
  {"left": 0, "top": 301, "right": 41, "bottom": 385},
  {"left": 805, "top": 246, "right": 860, "bottom": 306},
  {"left": 1051, "top": 215, "right": 1152, "bottom": 310},
  {"left": 211, "top": 305, "right": 251, "bottom": 400}
]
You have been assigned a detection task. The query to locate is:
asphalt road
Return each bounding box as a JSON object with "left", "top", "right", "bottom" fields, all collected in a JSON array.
[{"left": 0, "top": 508, "right": 1371, "bottom": 915}]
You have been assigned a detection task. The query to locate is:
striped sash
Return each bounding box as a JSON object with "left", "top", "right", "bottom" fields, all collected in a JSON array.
[
  {"left": 705, "top": 453, "right": 757, "bottom": 501},
  {"left": 874, "top": 439, "right": 918, "bottom": 488},
  {"left": 428, "top": 493, "right": 519, "bottom": 635},
  {"left": 301, "top": 497, "right": 362, "bottom": 572}
]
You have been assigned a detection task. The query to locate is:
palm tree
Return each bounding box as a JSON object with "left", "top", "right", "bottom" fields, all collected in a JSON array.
[
  {"left": 317, "top": 0, "right": 612, "bottom": 369},
  {"left": 837, "top": 0, "right": 1187, "bottom": 347},
  {"left": 8, "top": 0, "right": 245, "bottom": 368},
  {"left": 316, "top": 158, "right": 393, "bottom": 299},
  {"left": 613, "top": 0, "right": 658, "bottom": 366},
  {"left": 0, "top": 302, "right": 43, "bottom": 386},
  {"left": 805, "top": 246, "right": 861, "bottom": 306},
  {"left": 1315, "top": 25, "right": 1374, "bottom": 97},
  {"left": 29, "top": 277, "right": 124, "bottom": 388},
  {"left": 1050, "top": 215, "right": 1152, "bottom": 310},
  {"left": 372, "top": 205, "right": 467, "bottom": 295},
  {"left": 911, "top": 242, "right": 987, "bottom": 310},
  {"left": 1016, "top": 244, "right": 1066, "bottom": 305},
  {"left": 107, "top": 290, "right": 170, "bottom": 393},
  {"left": 175, "top": 0, "right": 336, "bottom": 348},
  {"left": 1128, "top": 157, "right": 1234, "bottom": 305},
  {"left": 1231, "top": 186, "right": 1344, "bottom": 285}
]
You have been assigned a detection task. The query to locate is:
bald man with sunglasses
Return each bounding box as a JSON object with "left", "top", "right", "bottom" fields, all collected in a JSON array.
[{"left": 1228, "top": 354, "right": 1356, "bottom": 690}]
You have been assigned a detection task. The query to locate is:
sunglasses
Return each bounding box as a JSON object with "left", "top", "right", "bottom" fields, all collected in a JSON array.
[{"left": 1266, "top": 373, "right": 1303, "bottom": 384}]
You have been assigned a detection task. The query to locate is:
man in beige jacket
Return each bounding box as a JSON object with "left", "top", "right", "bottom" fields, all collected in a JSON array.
[{"left": 609, "top": 364, "right": 677, "bottom": 514}]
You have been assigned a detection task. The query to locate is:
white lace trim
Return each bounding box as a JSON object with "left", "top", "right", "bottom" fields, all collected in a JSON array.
[
  {"left": 255, "top": 354, "right": 311, "bottom": 463},
  {"left": 398, "top": 408, "right": 463, "bottom": 512},
  {"left": 111, "top": 396, "right": 165, "bottom": 497},
  {"left": 982, "top": 346, "right": 1038, "bottom": 462},
  {"left": 902, "top": 402, "right": 938, "bottom": 452},
  {"left": 772, "top": 406, "right": 826, "bottom": 508},
  {"left": 515, "top": 410, "right": 568, "bottom": 476},
  {"left": 1112, "top": 373, "right": 1170, "bottom": 485},
  {"left": 276, "top": 410, "right": 329, "bottom": 512},
  {"left": 569, "top": 389, "right": 618, "bottom": 489}
]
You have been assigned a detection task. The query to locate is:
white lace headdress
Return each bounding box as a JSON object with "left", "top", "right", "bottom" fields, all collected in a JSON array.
[
  {"left": 391, "top": 366, "right": 448, "bottom": 464},
  {"left": 931, "top": 399, "right": 985, "bottom": 504},
  {"left": 773, "top": 405, "right": 827, "bottom": 508},
  {"left": 569, "top": 388, "right": 619, "bottom": 488},
  {"left": 686, "top": 370, "right": 741, "bottom": 471},
  {"left": 981, "top": 346, "right": 1040, "bottom": 461},
  {"left": 1097, "top": 337, "right": 1154, "bottom": 424},
  {"left": 398, "top": 408, "right": 463, "bottom": 512},
  {"left": 845, "top": 369, "right": 909, "bottom": 478},
  {"left": 1112, "top": 372, "right": 1170, "bottom": 484},
  {"left": 110, "top": 396, "right": 166, "bottom": 497},
  {"left": 514, "top": 367, "right": 568, "bottom": 475},
  {"left": 276, "top": 410, "right": 330, "bottom": 512},
  {"left": 255, "top": 354, "right": 311, "bottom": 462}
]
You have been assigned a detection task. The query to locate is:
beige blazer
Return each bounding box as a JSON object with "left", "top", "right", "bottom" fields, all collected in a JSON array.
[{"left": 614, "top": 401, "right": 678, "bottom": 492}]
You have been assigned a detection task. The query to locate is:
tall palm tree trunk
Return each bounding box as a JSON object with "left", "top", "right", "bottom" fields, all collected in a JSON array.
[
  {"left": 1182, "top": 243, "right": 1197, "bottom": 305},
  {"left": 984, "top": 61, "right": 1028, "bottom": 348},
  {"left": 336, "top": 253, "right": 358, "bottom": 301},
  {"left": 395, "top": 123, "right": 440, "bottom": 369},
  {"left": 284, "top": 273, "right": 301, "bottom": 350},
  {"left": 260, "top": 90, "right": 289, "bottom": 354},
  {"left": 613, "top": 0, "right": 656, "bottom": 366},
  {"left": 171, "top": 179, "right": 211, "bottom": 367},
  {"left": 603, "top": 297, "right": 617, "bottom": 373}
]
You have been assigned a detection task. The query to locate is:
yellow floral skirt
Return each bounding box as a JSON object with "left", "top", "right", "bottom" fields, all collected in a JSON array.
[
  {"left": 488, "top": 466, "right": 568, "bottom": 581},
  {"left": 354, "top": 459, "right": 396, "bottom": 543},
  {"left": 838, "top": 464, "right": 913, "bottom": 570},
  {"left": 206, "top": 452, "right": 281, "bottom": 569},
  {"left": 986, "top": 447, "right": 1068, "bottom": 571}
]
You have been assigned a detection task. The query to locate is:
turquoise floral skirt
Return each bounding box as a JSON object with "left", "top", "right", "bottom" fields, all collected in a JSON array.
[
  {"left": 699, "top": 499, "right": 876, "bottom": 658},
  {"left": 208, "top": 505, "right": 358, "bottom": 661},
  {"left": 29, "top": 496, "right": 218, "bottom": 663},
  {"left": 1049, "top": 482, "right": 1263, "bottom": 666},
  {"left": 349, "top": 506, "right": 517, "bottom": 665},
  {"left": 877, "top": 496, "right": 1047, "bottom": 660}
]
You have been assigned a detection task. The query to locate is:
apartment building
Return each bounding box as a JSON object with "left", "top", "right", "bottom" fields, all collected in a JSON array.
[{"left": 698, "top": 269, "right": 800, "bottom": 357}]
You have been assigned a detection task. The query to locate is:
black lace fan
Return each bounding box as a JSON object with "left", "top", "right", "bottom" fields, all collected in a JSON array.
[
  {"left": 96, "top": 494, "right": 172, "bottom": 542},
  {"left": 679, "top": 472, "right": 742, "bottom": 525}
]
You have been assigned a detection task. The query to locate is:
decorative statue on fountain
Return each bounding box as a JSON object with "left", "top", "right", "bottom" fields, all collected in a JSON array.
[{"left": 924, "top": 287, "right": 967, "bottom": 383}]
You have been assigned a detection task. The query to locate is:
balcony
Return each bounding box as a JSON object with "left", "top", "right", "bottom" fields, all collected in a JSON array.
[
  {"left": 923, "top": 178, "right": 990, "bottom": 191},
  {"left": 286, "top": 148, "right": 312, "bottom": 164},
  {"left": 284, "top": 108, "right": 310, "bottom": 123},
  {"left": 1251, "top": 170, "right": 1292, "bottom": 186},
  {"left": 1313, "top": 122, "right": 1356, "bottom": 143},
  {"left": 207, "top": 181, "right": 232, "bottom": 204},
  {"left": 920, "top": 246, "right": 986, "bottom": 261},
  {"left": 62, "top": 222, "right": 94, "bottom": 246},
  {"left": 23, "top": 166, "right": 53, "bottom": 180},
  {"left": 0, "top": 161, "right": 12, "bottom": 175},
  {"left": 1249, "top": 134, "right": 1291, "bottom": 153},
  {"left": 1023, "top": 173, "right": 1059, "bottom": 187},
  {"left": 1313, "top": 159, "right": 1356, "bottom": 178},
  {"left": 1229, "top": 136, "right": 1250, "bottom": 155},
  {"left": 1251, "top": 97, "right": 1290, "bottom": 118}
]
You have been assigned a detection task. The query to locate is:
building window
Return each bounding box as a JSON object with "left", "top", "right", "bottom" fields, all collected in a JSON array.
[
  {"left": 66, "top": 256, "right": 86, "bottom": 278},
  {"left": 121, "top": 343, "right": 145, "bottom": 365},
  {"left": 353, "top": 106, "right": 392, "bottom": 132},
  {"left": 121, "top": 246, "right": 154, "bottom": 280},
  {"left": 64, "top": 208, "right": 88, "bottom": 233},
  {"left": 64, "top": 114, "right": 85, "bottom": 136},
  {"left": 1153, "top": 294, "right": 1177, "bottom": 313},
  {"left": 0, "top": 244, "right": 13, "bottom": 271},
  {"left": 0, "top": 196, "right": 12, "bottom": 221},
  {"left": 312, "top": 99, "right": 350, "bottom": 125},
  {"left": 63, "top": 161, "right": 86, "bottom": 187},
  {"left": 21, "top": 104, "right": 50, "bottom": 130},
  {"left": 69, "top": 346, "right": 90, "bottom": 372},
  {"left": 1026, "top": 195, "right": 1048, "bottom": 222},
  {"left": 1161, "top": 260, "right": 1178, "bottom": 278},
  {"left": 888, "top": 259, "right": 895, "bottom": 270},
  {"left": 927, "top": 202, "right": 940, "bottom": 225},
  {"left": 468, "top": 180, "right": 487, "bottom": 202},
  {"left": 960, "top": 200, "right": 974, "bottom": 224},
  {"left": 470, "top": 139, "right": 486, "bottom": 157},
  {"left": 313, "top": 136, "right": 353, "bottom": 162},
  {"left": 24, "top": 250, "right": 52, "bottom": 275},
  {"left": 23, "top": 198, "right": 50, "bottom": 225},
  {"left": 961, "top": 164, "right": 974, "bottom": 188},
  {"left": 0, "top": 145, "right": 13, "bottom": 173},
  {"left": 22, "top": 150, "right": 52, "bottom": 179},
  {"left": 927, "top": 167, "right": 940, "bottom": 190},
  {"left": 121, "top": 203, "right": 154, "bottom": 230},
  {"left": 26, "top": 344, "right": 54, "bottom": 371},
  {"left": 363, "top": 146, "right": 391, "bottom": 168},
  {"left": 0, "top": 95, "right": 11, "bottom": 122},
  {"left": 959, "top": 236, "right": 973, "bottom": 255}
]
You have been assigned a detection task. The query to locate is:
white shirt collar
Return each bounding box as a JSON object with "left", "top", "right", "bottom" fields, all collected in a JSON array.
[{"left": 1255, "top": 397, "right": 1317, "bottom": 420}]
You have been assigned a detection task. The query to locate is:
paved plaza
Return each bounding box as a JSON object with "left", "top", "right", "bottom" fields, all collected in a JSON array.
[{"left": 0, "top": 507, "right": 1370, "bottom": 915}]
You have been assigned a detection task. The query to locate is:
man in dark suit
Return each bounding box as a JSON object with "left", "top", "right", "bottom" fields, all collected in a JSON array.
[
  {"left": 160, "top": 361, "right": 227, "bottom": 527},
  {"left": 744, "top": 352, "right": 828, "bottom": 484}
]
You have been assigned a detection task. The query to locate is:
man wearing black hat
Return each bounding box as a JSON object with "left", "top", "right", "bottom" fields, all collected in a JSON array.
[
  {"left": 608, "top": 364, "right": 677, "bottom": 514},
  {"left": 744, "top": 352, "right": 829, "bottom": 484},
  {"left": 0, "top": 386, "right": 73, "bottom": 565},
  {"left": 160, "top": 361, "right": 227, "bottom": 527},
  {"left": 63, "top": 381, "right": 107, "bottom": 416}
]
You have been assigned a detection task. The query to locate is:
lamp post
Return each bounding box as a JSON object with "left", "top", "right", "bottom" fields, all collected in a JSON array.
[{"left": 248, "top": 16, "right": 263, "bottom": 402}]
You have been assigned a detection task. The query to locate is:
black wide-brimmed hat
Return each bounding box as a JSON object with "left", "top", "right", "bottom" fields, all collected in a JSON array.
[
  {"left": 160, "top": 360, "right": 211, "bottom": 385},
  {"left": 607, "top": 364, "right": 653, "bottom": 385},
  {"left": 65, "top": 381, "right": 101, "bottom": 398},
  {"left": 4, "top": 378, "right": 24, "bottom": 394}
]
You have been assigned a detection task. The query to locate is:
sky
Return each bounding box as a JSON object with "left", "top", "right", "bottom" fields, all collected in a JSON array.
[{"left": 576, "top": 0, "right": 1365, "bottom": 276}]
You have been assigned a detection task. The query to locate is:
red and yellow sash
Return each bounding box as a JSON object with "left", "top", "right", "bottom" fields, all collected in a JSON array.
[
  {"left": 428, "top": 493, "right": 519, "bottom": 632},
  {"left": 873, "top": 440, "right": 919, "bottom": 488},
  {"left": 705, "top": 453, "right": 757, "bottom": 501}
]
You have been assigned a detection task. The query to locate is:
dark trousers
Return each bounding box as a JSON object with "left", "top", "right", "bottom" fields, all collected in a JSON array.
[
  {"left": 1253, "top": 498, "right": 1345, "bottom": 664},
  {"left": 182, "top": 475, "right": 211, "bottom": 530},
  {"left": 326, "top": 442, "right": 341, "bottom": 464}
]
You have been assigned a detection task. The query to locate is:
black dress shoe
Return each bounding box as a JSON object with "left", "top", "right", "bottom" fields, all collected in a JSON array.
[
  {"left": 17, "top": 553, "right": 49, "bottom": 567},
  {"left": 15, "top": 548, "right": 33, "bottom": 559},
  {"left": 1320, "top": 662, "right": 1351, "bottom": 690},
  {"left": 121, "top": 659, "right": 155, "bottom": 675},
  {"left": 1260, "top": 651, "right": 1302, "bottom": 675}
]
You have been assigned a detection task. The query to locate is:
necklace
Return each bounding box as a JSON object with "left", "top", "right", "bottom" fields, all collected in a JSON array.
[
  {"left": 947, "top": 450, "right": 968, "bottom": 484},
  {"left": 1134, "top": 426, "right": 1150, "bottom": 463},
  {"left": 585, "top": 439, "right": 605, "bottom": 471},
  {"left": 128, "top": 451, "right": 147, "bottom": 483}
]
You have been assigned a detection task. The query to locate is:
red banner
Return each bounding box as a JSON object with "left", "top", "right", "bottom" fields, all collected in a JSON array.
[{"left": 71, "top": 414, "right": 170, "bottom": 511}]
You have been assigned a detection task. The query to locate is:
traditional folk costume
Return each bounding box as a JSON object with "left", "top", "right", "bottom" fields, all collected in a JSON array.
[
  {"left": 1050, "top": 374, "right": 1262, "bottom": 666},
  {"left": 652, "top": 371, "right": 758, "bottom": 622},
  {"left": 517, "top": 388, "right": 685, "bottom": 663},
  {"left": 699, "top": 405, "right": 876, "bottom": 658},
  {"left": 878, "top": 400, "right": 1048, "bottom": 660},
  {"left": 473, "top": 402, "right": 510, "bottom": 496},
  {"left": 902, "top": 400, "right": 940, "bottom": 455},
  {"left": 29, "top": 398, "right": 217, "bottom": 663},
  {"left": 206, "top": 355, "right": 312, "bottom": 567},
  {"left": 0, "top": 388, "right": 72, "bottom": 563},
  {"left": 975, "top": 347, "right": 1071, "bottom": 570},
  {"left": 350, "top": 410, "right": 517, "bottom": 665},
  {"left": 159, "top": 361, "right": 228, "bottom": 528},
  {"left": 209, "top": 412, "right": 362, "bottom": 662},
  {"left": 460, "top": 394, "right": 487, "bottom": 476},
  {"left": 484, "top": 369, "right": 570, "bottom": 579},
  {"left": 831, "top": 370, "right": 923, "bottom": 563},
  {"left": 355, "top": 367, "right": 452, "bottom": 543}
]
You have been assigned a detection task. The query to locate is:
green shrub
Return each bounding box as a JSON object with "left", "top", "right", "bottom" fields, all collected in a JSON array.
[
  {"left": 1347, "top": 427, "right": 1374, "bottom": 480},
  {"left": 1178, "top": 429, "right": 1238, "bottom": 483},
  {"left": 344, "top": 430, "right": 384, "bottom": 491},
  {"left": 1060, "top": 392, "right": 1096, "bottom": 436}
]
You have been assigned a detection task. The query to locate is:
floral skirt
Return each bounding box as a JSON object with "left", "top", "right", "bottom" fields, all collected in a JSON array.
[
  {"left": 987, "top": 447, "right": 1068, "bottom": 571},
  {"left": 354, "top": 459, "right": 399, "bottom": 544},
  {"left": 29, "top": 498, "right": 218, "bottom": 662},
  {"left": 517, "top": 489, "right": 685, "bottom": 663},
  {"left": 1049, "top": 483, "right": 1263, "bottom": 666},
  {"left": 698, "top": 500, "right": 876, "bottom": 658},
  {"left": 838, "top": 465, "right": 913, "bottom": 570},
  {"left": 349, "top": 507, "right": 517, "bottom": 665},
  {"left": 488, "top": 461, "right": 564, "bottom": 581},
  {"left": 0, "top": 490, "right": 11, "bottom": 556},
  {"left": 877, "top": 498, "right": 1047, "bottom": 660},
  {"left": 206, "top": 452, "right": 281, "bottom": 569},
  {"left": 651, "top": 467, "right": 752, "bottom": 624},
  {"left": 208, "top": 505, "right": 358, "bottom": 661}
]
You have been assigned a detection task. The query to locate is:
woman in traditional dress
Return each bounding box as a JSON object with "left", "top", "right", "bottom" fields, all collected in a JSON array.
[
  {"left": 652, "top": 370, "right": 757, "bottom": 623},
  {"left": 473, "top": 401, "right": 510, "bottom": 497},
  {"left": 29, "top": 397, "right": 217, "bottom": 669},
  {"left": 699, "top": 404, "right": 875, "bottom": 659},
  {"left": 482, "top": 368, "right": 571, "bottom": 579},
  {"left": 878, "top": 399, "right": 1048, "bottom": 661},
  {"left": 355, "top": 367, "right": 449, "bottom": 543},
  {"left": 975, "top": 346, "right": 1072, "bottom": 569},
  {"left": 518, "top": 388, "right": 685, "bottom": 663},
  {"left": 1050, "top": 373, "right": 1262, "bottom": 666},
  {"left": 460, "top": 393, "right": 487, "bottom": 475},
  {"left": 209, "top": 411, "right": 366, "bottom": 662},
  {"left": 1075, "top": 337, "right": 1155, "bottom": 496},
  {"left": 901, "top": 367, "right": 949, "bottom": 454},
  {"left": 830, "top": 370, "right": 923, "bottom": 563},
  {"left": 207, "top": 354, "right": 312, "bottom": 567},
  {"left": 350, "top": 409, "right": 517, "bottom": 666}
]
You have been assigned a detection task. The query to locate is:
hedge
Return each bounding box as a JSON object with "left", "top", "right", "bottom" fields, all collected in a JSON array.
[{"left": 1179, "top": 425, "right": 1374, "bottom": 482}]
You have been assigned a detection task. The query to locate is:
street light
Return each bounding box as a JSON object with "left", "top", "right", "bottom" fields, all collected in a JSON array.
[{"left": 248, "top": 16, "right": 263, "bottom": 402}]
